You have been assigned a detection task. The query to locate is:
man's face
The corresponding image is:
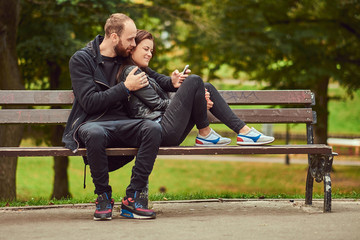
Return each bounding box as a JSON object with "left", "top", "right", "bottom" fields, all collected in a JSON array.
[{"left": 114, "top": 20, "right": 137, "bottom": 57}]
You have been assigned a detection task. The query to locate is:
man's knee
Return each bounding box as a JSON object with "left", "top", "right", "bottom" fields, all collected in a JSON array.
[{"left": 79, "top": 123, "right": 107, "bottom": 146}]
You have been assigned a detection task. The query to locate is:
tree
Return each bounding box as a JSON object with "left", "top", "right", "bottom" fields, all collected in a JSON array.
[
  {"left": 177, "top": 0, "right": 360, "bottom": 143},
  {"left": 0, "top": 0, "right": 24, "bottom": 201}
]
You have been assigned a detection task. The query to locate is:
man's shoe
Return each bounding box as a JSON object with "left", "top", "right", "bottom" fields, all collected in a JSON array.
[
  {"left": 237, "top": 127, "right": 275, "bottom": 145},
  {"left": 121, "top": 191, "right": 156, "bottom": 219},
  {"left": 195, "top": 128, "right": 231, "bottom": 146},
  {"left": 93, "top": 192, "right": 114, "bottom": 221}
]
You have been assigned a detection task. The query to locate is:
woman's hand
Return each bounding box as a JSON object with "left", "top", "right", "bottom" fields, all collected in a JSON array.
[
  {"left": 171, "top": 69, "right": 191, "bottom": 88},
  {"left": 205, "top": 88, "right": 213, "bottom": 110}
]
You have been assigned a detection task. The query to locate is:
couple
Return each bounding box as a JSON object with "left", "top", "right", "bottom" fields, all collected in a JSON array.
[{"left": 62, "top": 13, "right": 274, "bottom": 221}]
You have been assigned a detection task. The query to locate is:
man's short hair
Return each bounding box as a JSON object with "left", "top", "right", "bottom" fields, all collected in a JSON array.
[{"left": 104, "top": 13, "right": 133, "bottom": 38}]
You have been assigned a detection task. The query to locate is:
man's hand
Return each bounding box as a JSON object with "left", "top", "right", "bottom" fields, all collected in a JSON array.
[
  {"left": 171, "top": 69, "right": 191, "bottom": 88},
  {"left": 205, "top": 88, "right": 213, "bottom": 110},
  {"left": 124, "top": 67, "right": 149, "bottom": 91}
]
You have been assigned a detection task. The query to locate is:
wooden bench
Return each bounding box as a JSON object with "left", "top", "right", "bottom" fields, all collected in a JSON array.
[{"left": 0, "top": 90, "right": 335, "bottom": 212}]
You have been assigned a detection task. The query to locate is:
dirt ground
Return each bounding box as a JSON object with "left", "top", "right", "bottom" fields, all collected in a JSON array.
[{"left": 1, "top": 199, "right": 359, "bottom": 240}]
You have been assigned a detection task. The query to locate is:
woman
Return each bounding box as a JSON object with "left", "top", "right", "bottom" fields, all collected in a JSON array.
[{"left": 118, "top": 30, "right": 274, "bottom": 146}]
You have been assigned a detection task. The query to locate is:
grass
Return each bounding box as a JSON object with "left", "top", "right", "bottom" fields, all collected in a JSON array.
[{"left": 2, "top": 155, "right": 359, "bottom": 207}]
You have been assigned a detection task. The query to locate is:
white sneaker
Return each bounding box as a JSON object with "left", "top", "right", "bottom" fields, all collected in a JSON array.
[
  {"left": 237, "top": 127, "right": 275, "bottom": 145},
  {"left": 195, "top": 129, "right": 231, "bottom": 147}
]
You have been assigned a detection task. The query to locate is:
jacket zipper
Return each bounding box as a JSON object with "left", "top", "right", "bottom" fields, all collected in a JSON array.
[
  {"left": 72, "top": 80, "right": 110, "bottom": 153},
  {"left": 72, "top": 110, "right": 107, "bottom": 153}
]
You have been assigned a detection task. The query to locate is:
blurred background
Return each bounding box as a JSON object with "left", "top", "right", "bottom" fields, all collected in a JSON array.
[{"left": 1, "top": 0, "right": 359, "bottom": 203}]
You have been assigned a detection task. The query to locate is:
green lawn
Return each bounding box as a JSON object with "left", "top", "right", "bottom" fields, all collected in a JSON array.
[{"left": 4, "top": 155, "right": 358, "bottom": 207}]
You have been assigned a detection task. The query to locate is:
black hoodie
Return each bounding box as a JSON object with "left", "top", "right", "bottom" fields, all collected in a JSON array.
[{"left": 62, "top": 35, "right": 173, "bottom": 152}]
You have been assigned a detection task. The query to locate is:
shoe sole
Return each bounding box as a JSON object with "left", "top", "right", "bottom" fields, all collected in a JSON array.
[
  {"left": 93, "top": 216, "right": 112, "bottom": 221},
  {"left": 237, "top": 139, "right": 275, "bottom": 146},
  {"left": 120, "top": 209, "right": 156, "bottom": 219},
  {"left": 195, "top": 142, "right": 231, "bottom": 147}
]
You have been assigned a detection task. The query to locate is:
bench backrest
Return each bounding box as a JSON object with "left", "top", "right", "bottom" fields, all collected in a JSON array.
[{"left": 0, "top": 90, "right": 315, "bottom": 124}]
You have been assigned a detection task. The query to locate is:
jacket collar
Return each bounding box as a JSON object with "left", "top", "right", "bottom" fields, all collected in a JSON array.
[
  {"left": 86, "top": 35, "right": 123, "bottom": 87},
  {"left": 86, "top": 35, "right": 104, "bottom": 65},
  {"left": 88, "top": 35, "right": 123, "bottom": 64}
]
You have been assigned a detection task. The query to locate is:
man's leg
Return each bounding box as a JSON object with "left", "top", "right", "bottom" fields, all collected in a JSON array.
[
  {"left": 78, "top": 122, "right": 112, "bottom": 195},
  {"left": 78, "top": 122, "right": 114, "bottom": 221},
  {"left": 79, "top": 119, "right": 161, "bottom": 220},
  {"left": 108, "top": 119, "right": 161, "bottom": 219}
]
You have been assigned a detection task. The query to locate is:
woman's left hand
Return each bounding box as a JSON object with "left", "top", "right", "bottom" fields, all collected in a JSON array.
[
  {"left": 205, "top": 88, "right": 214, "bottom": 110},
  {"left": 171, "top": 69, "right": 191, "bottom": 88}
]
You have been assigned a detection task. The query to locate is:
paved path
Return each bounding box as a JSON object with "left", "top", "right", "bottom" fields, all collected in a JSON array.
[{"left": 1, "top": 199, "right": 359, "bottom": 240}]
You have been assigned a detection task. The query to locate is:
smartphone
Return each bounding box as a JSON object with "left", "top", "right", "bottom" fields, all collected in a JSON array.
[{"left": 181, "top": 65, "right": 189, "bottom": 74}]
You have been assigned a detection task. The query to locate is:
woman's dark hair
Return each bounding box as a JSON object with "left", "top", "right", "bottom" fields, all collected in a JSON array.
[{"left": 117, "top": 30, "right": 155, "bottom": 82}]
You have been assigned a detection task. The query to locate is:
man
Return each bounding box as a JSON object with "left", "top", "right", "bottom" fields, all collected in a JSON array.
[{"left": 62, "top": 13, "right": 162, "bottom": 220}]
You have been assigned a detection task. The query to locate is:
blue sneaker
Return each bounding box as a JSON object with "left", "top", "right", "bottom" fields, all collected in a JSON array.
[
  {"left": 237, "top": 127, "right": 274, "bottom": 145},
  {"left": 121, "top": 191, "right": 156, "bottom": 219},
  {"left": 195, "top": 128, "right": 231, "bottom": 146},
  {"left": 93, "top": 192, "right": 114, "bottom": 221}
]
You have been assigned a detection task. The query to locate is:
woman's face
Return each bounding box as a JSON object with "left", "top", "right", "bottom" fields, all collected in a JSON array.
[{"left": 131, "top": 39, "right": 154, "bottom": 68}]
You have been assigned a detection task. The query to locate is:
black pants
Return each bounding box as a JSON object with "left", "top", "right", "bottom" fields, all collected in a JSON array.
[
  {"left": 78, "top": 119, "right": 162, "bottom": 196},
  {"left": 160, "top": 75, "right": 246, "bottom": 146}
]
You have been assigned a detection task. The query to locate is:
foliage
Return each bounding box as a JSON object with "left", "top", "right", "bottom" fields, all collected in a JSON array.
[
  {"left": 16, "top": 0, "right": 360, "bottom": 98},
  {"left": 178, "top": 0, "right": 360, "bottom": 93},
  {"left": 17, "top": 0, "right": 121, "bottom": 89}
]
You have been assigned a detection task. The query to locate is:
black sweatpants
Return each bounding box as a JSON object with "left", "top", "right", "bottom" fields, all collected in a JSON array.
[{"left": 78, "top": 118, "right": 162, "bottom": 197}]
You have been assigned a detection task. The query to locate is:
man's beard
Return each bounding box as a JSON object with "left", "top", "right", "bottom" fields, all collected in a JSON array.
[{"left": 114, "top": 42, "right": 129, "bottom": 57}]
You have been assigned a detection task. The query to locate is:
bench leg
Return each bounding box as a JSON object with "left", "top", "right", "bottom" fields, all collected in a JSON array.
[
  {"left": 306, "top": 154, "right": 334, "bottom": 212},
  {"left": 305, "top": 166, "right": 314, "bottom": 206},
  {"left": 324, "top": 171, "right": 332, "bottom": 212}
]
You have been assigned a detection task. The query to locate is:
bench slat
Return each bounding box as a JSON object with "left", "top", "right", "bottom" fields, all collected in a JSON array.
[
  {"left": 208, "top": 108, "right": 313, "bottom": 123},
  {"left": 0, "top": 145, "right": 332, "bottom": 157},
  {"left": 219, "top": 90, "right": 313, "bottom": 105},
  {"left": 0, "top": 109, "right": 71, "bottom": 124},
  {"left": 0, "top": 90, "right": 74, "bottom": 105},
  {"left": 0, "top": 108, "right": 313, "bottom": 124},
  {"left": 0, "top": 90, "right": 312, "bottom": 105}
]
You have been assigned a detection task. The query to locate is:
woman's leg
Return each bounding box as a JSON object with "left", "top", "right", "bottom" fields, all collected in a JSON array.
[
  {"left": 205, "top": 82, "right": 275, "bottom": 145},
  {"left": 160, "top": 75, "right": 209, "bottom": 146},
  {"left": 204, "top": 82, "right": 246, "bottom": 134}
]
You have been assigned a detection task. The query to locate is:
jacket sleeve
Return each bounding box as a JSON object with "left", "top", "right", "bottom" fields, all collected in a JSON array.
[
  {"left": 147, "top": 68, "right": 177, "bottom": 92},
  {"left": 123, "top": 66, "right": 170, "bottom": 111},
  {"left": 69, "top": 51, "right": 129, "bottom": 115}
]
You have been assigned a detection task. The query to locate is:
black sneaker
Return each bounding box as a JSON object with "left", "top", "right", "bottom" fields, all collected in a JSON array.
[
  {"left": 120, "top": 191, "right": 156, "bottom": 219},
  {"left": 93, "top": 192, "right": 114, "bottom": 221}
]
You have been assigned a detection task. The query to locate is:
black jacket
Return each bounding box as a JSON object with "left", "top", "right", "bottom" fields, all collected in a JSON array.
[
  {"left": 62, "top": 35, "right": 173, "bottom": 152},
  {"left": 120, "top": 65, "right": 176, "bottom": 120}
]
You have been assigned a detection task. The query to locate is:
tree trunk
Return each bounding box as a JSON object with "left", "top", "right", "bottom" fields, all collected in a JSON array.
[
  {"left": 0, "top": 0, "right": 24, "bottom": 201},
  {"left": 51, "top": 125, "right": 71, "bottom": 199},
  {"left": 312, "top": 76, "right": 330, "bottom": 144},
  {"left": 48, "top": 60, "right": 71, "bottom": 199}
]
